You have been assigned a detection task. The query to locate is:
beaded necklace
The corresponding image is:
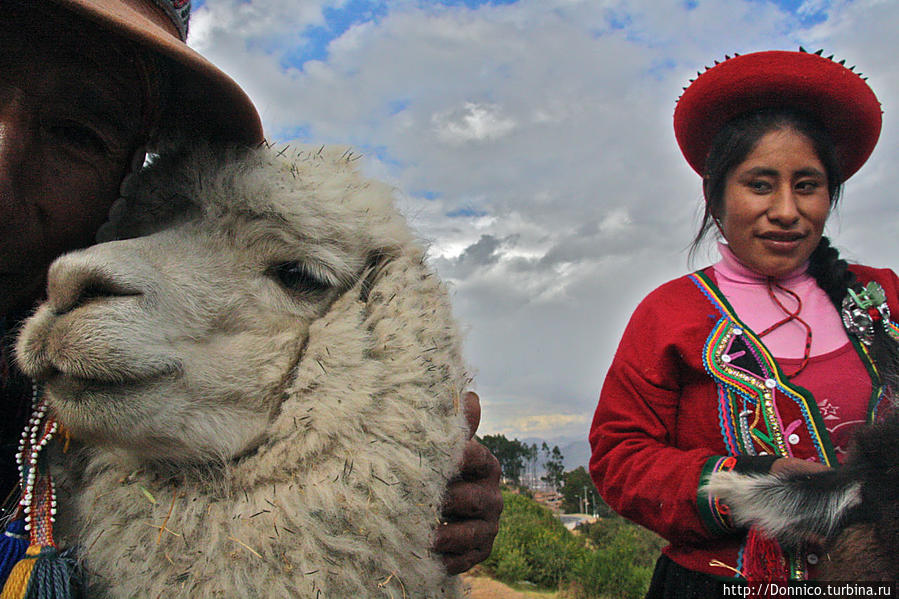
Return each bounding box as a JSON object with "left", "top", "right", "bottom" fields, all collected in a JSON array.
[
  {"left": 16, "top": 386, "right": 59, "bottom": 545},
  {"left": 0, "top": 384, "right": 75, "bottom": 598}
]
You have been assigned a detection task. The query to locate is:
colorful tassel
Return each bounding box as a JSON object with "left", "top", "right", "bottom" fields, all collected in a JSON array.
[
  {"left": 0, "top": 545, "right": 39, "bottom": 599},
  {"left": 743, "top": 527, "right": 786, "bottom": 591},
  {"left": 0, "top": 388, "right": 77, "bottom": 598},
  {"left": 0, "top": 520, "right": 28, "bottom": 586},
  {"left": 0, "top": 545, "right": 76, "bottom": 599}
]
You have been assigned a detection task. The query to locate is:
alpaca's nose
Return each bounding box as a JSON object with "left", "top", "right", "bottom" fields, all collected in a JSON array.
[{"left": 46, "top": 250, "right": 143, "bottom": 315}]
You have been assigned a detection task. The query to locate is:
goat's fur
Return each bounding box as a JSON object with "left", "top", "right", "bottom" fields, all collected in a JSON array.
[
  {"left": 15, "top": 144, "right": 470, "bottom": 598},
  {"left": 705, "top": 414, "right": 899, "bottom": 580}
]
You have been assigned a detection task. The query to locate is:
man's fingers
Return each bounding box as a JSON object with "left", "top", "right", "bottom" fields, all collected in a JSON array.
[
  {"left": 453, "top": 439, "right": 501, "bottom": 483},
  {"left": 434, "top": 396, "right": 502, "bottom": 576},
  {"left": 442, "top": 478, "right": 503, "bottom": 521},
  {"left": 440, "top": 546, "right": 493, "bottom": 576},
  {"left": 462, "top": 391, "right": 480, "bottom": 439},
  {"left": 434, "top": 519, "right": 499, "bottom": 574}
]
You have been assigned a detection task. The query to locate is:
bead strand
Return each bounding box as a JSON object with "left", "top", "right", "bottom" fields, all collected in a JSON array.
[{"left": 16, "top": 382, "right": 59, "bottom": 533}]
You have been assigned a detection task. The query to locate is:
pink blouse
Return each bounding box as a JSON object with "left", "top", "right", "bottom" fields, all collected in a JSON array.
[{"left": 713, "top": 243, "right": 869, "bottom": 463}]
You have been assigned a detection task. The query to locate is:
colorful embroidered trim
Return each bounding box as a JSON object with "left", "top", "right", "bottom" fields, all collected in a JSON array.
[
  {"left": 697, "top": 455, "right": 739, "bottom": 539},
  {"left": 888, "top": 320, "right": 899, "bottom": 341},
  {"left": 688, "top": 271, "right": 896, "bottom": 583},
  {"left": 689, "top": 272, "right": 833, "bottom": 466}
]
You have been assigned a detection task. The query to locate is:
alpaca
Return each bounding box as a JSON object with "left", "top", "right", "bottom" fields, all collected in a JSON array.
[
  {"left": 13, "top": 143, "right": 470, "bottom": 598},
  {"left": 705, "top": 414, "right": 899, "bottom": 580}
]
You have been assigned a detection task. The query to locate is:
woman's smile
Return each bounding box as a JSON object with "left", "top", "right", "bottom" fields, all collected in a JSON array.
[{"left": 757, "top": 230, "right": 806, "bottom": 252}]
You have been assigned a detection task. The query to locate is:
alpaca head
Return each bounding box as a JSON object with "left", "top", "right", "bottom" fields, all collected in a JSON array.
[{"left": 16, "top": 145, "right": 412, "bottom": 465}]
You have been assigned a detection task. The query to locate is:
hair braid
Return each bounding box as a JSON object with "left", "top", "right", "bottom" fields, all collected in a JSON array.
[
  {"left": 807, "top": 237, "right": 857, "bottom": 306},
  {"left": 809, "top": 237, "right": 899, "bottom": 400}
]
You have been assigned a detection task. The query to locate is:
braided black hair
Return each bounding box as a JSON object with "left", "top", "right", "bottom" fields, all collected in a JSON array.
[{"left": 808, "top": 237, "right": 899, "bottom": 399}]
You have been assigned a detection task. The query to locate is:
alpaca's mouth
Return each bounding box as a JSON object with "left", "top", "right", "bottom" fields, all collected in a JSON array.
[
  {"left": 39, "top": 360, "right": 181, "bottom": 393},
  {"left": 45, "top": 371, "right": 142, "bottom": 395}
]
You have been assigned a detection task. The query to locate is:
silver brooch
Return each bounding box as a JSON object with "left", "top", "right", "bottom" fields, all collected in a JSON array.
[{"left": 841, "top": 282, "right": 891, "bottom": 346}]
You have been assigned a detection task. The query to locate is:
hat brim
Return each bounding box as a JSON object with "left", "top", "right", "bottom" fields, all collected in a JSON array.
[
  {"left": 674, "top": 51, "right": 881, "bottom": 180},
  {"left": 49, "top": 0, "right": 264, "bottom": 147}
]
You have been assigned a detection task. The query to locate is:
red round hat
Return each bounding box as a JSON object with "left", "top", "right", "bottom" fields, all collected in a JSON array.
[{"left": 674, "top": 49, "right": 881, "bottom": 180}]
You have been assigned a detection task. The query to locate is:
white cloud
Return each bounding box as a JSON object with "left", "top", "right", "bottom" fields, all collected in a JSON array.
[
  {"left": 432, "top": 102, "right": 518, "bottom": 144},
  {"left": 192, "top": 0, "right": 899, "bottom": 442}
]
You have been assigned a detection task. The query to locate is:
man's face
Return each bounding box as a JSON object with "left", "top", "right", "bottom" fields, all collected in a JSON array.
[{"left": 0, "top": 11, "right": 146, "bottom": 315}]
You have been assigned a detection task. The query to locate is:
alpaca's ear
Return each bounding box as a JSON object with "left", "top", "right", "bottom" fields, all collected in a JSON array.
[{"left": 359, "top": 249, "right": 394, "bottom": 302}]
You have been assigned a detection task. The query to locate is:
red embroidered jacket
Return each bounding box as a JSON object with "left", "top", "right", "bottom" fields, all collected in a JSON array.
[{"left": 589, "top": 264, "right": 899, "bottom": 580}]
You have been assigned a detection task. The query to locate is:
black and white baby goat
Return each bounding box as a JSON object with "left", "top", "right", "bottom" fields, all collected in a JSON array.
[{"left": 706, "top": 414, "right": 899, "bottom": 581}]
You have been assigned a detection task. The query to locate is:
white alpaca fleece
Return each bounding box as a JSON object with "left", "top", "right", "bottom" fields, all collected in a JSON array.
[{"left": 16, "top": 144, "right": 470, "bottom": 598}]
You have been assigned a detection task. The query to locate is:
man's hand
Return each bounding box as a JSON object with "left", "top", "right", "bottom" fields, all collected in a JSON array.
[{"left": 434, "top": 391, "right": 503, "bottom": 575}]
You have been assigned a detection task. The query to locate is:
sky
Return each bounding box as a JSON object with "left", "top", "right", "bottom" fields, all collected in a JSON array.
[{"left": 187, "top": 0, "right": 899, "bottom": 450}]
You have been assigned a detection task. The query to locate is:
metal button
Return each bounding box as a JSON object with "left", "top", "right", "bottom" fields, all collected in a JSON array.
[
  {"left": 765, "top": 378, "right": 777, "bottom": 389},
  {"left": 722, "top": 354, "right": 732, "bottom": 363},
  {"left": 733, "top": 328, "right": 743, "bottom": 335},
  {"left": 788, "top": 433, "right": 800, "bottom": 445},
  {"left": 807, "top": 553, "right": 819, "bottom": 565}
]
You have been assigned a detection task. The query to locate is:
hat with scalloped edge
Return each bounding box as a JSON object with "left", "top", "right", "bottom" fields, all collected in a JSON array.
[
  {"left": 46, "top": 0, "right": 263, "bottom": 147},
  {"left": 673, "top": 48, "right": 881, "bottom": 180}
]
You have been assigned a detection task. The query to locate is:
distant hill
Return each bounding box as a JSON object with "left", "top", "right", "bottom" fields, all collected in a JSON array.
[
  {"left": 520, "top": 436, "right": 591, "bottom": 473},
  {"left": 560, "top": 438, "right": 591, "bottom": 471}
]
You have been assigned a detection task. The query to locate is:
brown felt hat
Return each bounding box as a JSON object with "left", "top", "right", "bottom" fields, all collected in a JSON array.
[
  {"left": 47, "top": 0, "right": 264, "bottom": 146},
  {"left": 674, "top": 49, "right": 882, "bottom": 180}
]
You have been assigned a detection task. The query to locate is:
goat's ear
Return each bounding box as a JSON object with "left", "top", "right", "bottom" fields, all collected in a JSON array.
[{"left": 359, "top": 249, "right": 394, "bottom": 303}]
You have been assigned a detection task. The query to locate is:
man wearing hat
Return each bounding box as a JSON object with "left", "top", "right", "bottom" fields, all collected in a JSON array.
[{"left": 0, "top": 0, "right": 500, "bottom": 578}]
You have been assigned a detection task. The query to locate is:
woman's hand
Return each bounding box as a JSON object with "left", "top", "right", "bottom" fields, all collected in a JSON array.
[
  {"left": 770, "top": 457, "right": 830, "bottom": 476},
  {"left": 434, "top": 392, "right": 503, "bottom": 574}
]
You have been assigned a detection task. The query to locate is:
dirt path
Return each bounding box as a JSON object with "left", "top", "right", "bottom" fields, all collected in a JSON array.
[{"left": 462, "top": 574, "right": 558, "bottom": 599}]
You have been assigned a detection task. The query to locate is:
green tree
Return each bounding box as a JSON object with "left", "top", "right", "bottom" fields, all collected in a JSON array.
[
  {"left": 541, "top": 444, "right": 565, "bottom": 491},
  {"left": 479, "top": 434, "right": 528, "bottom": 484},
  {"left": 560, "top": 466, "right": 607, "bottom": 515},
  {"left": 483, "top": 491, "right": 590, "bottom": 588},
  {"left": 524, "top": 442, "right": 538, "bottom": 485},
  {"left": 482, "top": 490, "right": 661, "bottom": 598}
]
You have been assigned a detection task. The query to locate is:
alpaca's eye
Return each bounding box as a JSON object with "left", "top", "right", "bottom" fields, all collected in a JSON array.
[{"left": 272, "top": 262, "right": 330, "bottom": 293}]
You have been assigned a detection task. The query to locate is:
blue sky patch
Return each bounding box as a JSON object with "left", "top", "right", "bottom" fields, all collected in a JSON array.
[
  {"left": 427, "top": 0, "right": 520, "bottom": 8},
  {"left": 276, "top": 0, "right": 389, "bottom": 70},
  {"left": 447, "top": 207, "right": 489, "bottom": 218},
  {"left": 764, "top": 0, "right": 829, "bottom": 26},
  {"left": 358, "top": 144, "right": 403, "bottom": 168},
  {"left": 414, "top": 190, "right": 441, "bottom": 201},
  {"left": 607, "top": 10, "right": 633, "bottom": 31},
  {"left": 272, "top": 125, "right": 312, "bottom": 142},
  {"left": 388, "top": 99, "right": 411, "bottom": 115}
]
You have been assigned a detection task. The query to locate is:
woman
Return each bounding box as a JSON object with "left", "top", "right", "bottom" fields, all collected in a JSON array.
[{"left": 589, "top": 49, "right": 894, "bottom": 594}]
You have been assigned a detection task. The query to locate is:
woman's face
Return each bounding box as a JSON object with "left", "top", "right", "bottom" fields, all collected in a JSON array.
[
  {"left": 0, "top": 15, "right": 147, "bottom": 315},
  {"left": 717, "top": 128, "right": 831, "bottom": 278}
]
